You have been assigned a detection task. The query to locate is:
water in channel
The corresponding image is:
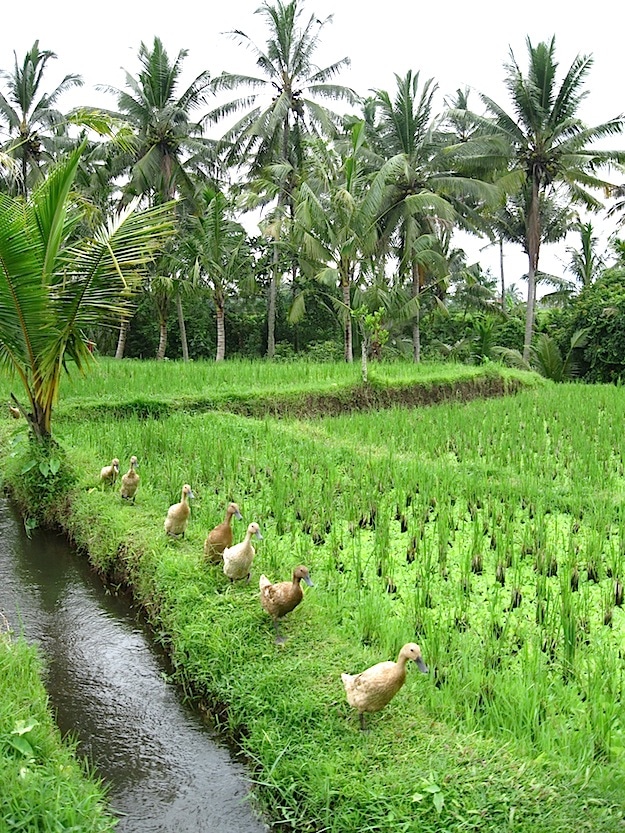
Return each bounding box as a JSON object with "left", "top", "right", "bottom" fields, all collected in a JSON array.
[{"left": 0, "top": 498, "right": 267, "bottom": 833}]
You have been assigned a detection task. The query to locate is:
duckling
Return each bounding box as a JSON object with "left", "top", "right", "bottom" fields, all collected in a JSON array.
[
  {"left": 203, "top": 502, "right": 243, "bottom": 563},
  {"left": 100, "top": 458, "right": 120, "bottom": 487},
  {"left": 164, "top": 484, "right": 195, "bottom": 538},
  {"left": 341, "top": 642, "right": 429, "bottom": 730},
  {"left": 259, "top": 565, "right": 314, "bottom": 644},
  {"left": 120, "top": 455, "right": 140, "bottom": 502},
  {"left": 8, "top": 404, "right": 20, "bottom": 419},
  {"left": 223, "top": 522, "right": 262, "bottom": 583}
]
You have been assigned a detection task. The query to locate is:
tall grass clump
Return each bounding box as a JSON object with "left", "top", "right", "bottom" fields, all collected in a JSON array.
[{"left": 0, "top": 618, "right": 115, "bottom": 831}]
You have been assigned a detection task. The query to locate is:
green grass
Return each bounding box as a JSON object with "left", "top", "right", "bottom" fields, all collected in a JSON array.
[
  {"left": 1, "top": 359, "right": 624, "bottom": 832},
  {"left": 0, "top": 356, "right": 534, "bottom": 420},
  {"left": 0, "top": 624, "right": 116, "bottom": 832}
]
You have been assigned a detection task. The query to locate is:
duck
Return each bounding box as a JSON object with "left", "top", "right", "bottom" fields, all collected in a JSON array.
[
  {"left": 120, "top": 455, "right": 140, "bottom": 502},
  {"left": 341, "top": 642, "right": 429, "bottom": 730},
  {"left": 223, "top": 522, "right": 263, "bottom": 582},
  {"left": 164, "top": 484, "right": 195, "bottom": 538},
  {"left": 203, "top": 502, "right": 243, "bottom": 563},
  {"left": 259, "top": 564, "right": 314, "bottom": 643},
  {"left": 100, "top": 458, "right": 120, "bottom": 487}
]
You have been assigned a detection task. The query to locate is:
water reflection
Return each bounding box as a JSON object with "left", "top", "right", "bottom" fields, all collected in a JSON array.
[{"left": 0, "top": 499, "right": 266, "bottom": 833}]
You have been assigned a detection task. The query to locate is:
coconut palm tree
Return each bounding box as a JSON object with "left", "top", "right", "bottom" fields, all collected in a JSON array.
[
  {"left": 566, "top": 220, "right": 605, "bottom": 287},
  {"left": 0, "top": 41, "right": 83, "bottom": 196},
  {"left": 0, "top": 144, "right": 174, "bottom": 440},
  {"left": 179, "top": 186, "right": 252, "bottom": 361},
  {"left": 100, "top": 37, "right": 217, "bottom": 357},
  {"left": 105, "top": 36, "right": 216, "bottom": 206},
  {"left": 370, "top": 71, "right": 502, "bottom": 361},
  {"left": 479, "top": 36, "right": 625, "bottom": 360},
  {"left": 209, "top": 0, "right": 356, "bottom": 356},
  {"left": 295, "top": 123, "right": 390, "bottom": 361}
]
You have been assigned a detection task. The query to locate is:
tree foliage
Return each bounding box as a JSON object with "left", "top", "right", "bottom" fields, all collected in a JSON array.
[{"left": 0, "top": 145, "right": 174, "bottom": 438}]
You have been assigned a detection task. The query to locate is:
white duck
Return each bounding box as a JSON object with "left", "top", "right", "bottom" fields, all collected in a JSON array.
[
  {"left": 223, "top": 522, "right": 263, "bottom": 582},
  {"left": 164, "top": 484, "right": 195, "bottom": 538},
  {"left": 341, "top": 642, "right": 429, "bottom": 730},
  {"left": 100, "top": 458, "right": 120, "bottom": 487}
]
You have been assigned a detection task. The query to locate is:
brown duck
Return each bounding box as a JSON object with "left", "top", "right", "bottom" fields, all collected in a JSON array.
[
  {"left": 120, "top": 455, "right": 140, "bottom": 502},
  {"left": 259, "top": 565, "right": 314, "bottom": 643},
  {"left": 341, "top": 642, "right": 429, "bottom": 730},
  {"left": 164, "top": 484, "right": 195, "bottom": 538},
  {"left": 203, "top": 502, "right": 243, "bottom": 563}
]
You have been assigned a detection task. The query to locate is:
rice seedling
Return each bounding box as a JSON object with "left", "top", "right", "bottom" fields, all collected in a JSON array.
[{"left": 3, "top": 362, "right": 625, "bottom": 831}]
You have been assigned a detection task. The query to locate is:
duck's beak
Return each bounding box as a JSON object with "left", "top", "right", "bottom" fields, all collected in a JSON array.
[
  {"left": 254, "top": 530, "right": 263, "bottom": 540},
  {"left": 304, "top": 575, "right": 314, "bottom": 587},
  {"left": 235, "top": 510, "right": 243, "bottom": 520},
  {"left": 189, "top": 490, "right": 195, "bottom": 499},
  {"left": 416, "top": 657, "right": 429, "bottom": 673}
]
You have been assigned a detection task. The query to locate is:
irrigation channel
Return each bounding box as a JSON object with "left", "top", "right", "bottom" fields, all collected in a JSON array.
[{"left": 0, "top": 498, "right": 268, "bottom": 833}]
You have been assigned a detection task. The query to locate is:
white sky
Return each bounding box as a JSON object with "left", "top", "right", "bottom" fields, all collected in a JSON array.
[{"left": 3, "top": 0, "right": 625, "bottom": 296}]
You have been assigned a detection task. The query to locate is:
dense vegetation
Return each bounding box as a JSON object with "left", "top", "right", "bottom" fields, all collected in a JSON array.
[
  {"left": 1, "top": 2, "right": 625, "bottom": 383},
  {"left": 1, "top": 360, "right": 624, "bottom": 831}
]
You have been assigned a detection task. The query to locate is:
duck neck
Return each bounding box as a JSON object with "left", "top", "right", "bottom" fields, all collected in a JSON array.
[{"left": 395, "top": 654, "right": 409, "bottom": 672}]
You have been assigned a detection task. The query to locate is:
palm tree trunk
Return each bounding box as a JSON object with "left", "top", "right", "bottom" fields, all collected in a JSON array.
[
  {"left": 523, "top": 179, "right": 541, "bottom": 362},
  {"left": 342, "top": 277, "right": 353, "bottom": 363},
  {"left": 156, "top": 317, "right": 167, "bottom": 360},
  {"left": 499, "top": 238, "right": 505, "bottom": 312},
  {"left": 291, "top": 260, "right": 299, "bottom": 353},
  {"left": 412, "top": 262, "right": 421, "bottom": 364},
  {"left": 216, "top": 298, "right": 226, "bottom": 362},
  {"left": 176, "top": 292, "right": 189, "bottom": 361},
  {"left": 115, "top": 319, "right": 129, "bottom": 359},
  {"left": 21, "top": 150, "right": 28, "bottom": 198},
  {"left": 412, "top": 315, "right": 421, "bottom": 364},
  {"left": 267, "top": 243, "right": 278, "bottom": 359}
]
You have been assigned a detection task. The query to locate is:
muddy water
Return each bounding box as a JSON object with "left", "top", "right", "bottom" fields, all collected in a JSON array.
[{"left": 0, "top": 498, "right": 267, "bottom": 832}]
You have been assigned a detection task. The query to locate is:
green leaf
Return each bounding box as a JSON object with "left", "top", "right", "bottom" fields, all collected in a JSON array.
[
  {"left": 49, "top": 457, "right": 61, "bottom": 474},
  {"left": 433, "top": 791, "right": 444, "bottom": 814},
  {"left": 12, "top": 719, "right": 38, "bottom": 736},
  {"left": 7, "top": 736, "right": 34, "bottom": 757},
  {"left": 39, "top": 461, "right": 50, "bottom": 477}
]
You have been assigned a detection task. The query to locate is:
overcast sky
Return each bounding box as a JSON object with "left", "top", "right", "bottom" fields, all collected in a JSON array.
[{"left": 3, "top": 0, "right": 625, "bottom": 293}]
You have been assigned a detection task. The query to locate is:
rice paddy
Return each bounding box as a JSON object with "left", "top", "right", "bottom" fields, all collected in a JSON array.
[{"left": 1, "top": 359, "right": 624, "bottom": 831}]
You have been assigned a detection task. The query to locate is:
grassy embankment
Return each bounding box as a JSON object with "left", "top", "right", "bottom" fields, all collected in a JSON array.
[
  {"left": 0, "top": 618, "right": 115, "bottom": 832},
  {"left": 2, "top": 358, "right": 625, "bottom": 832}
]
